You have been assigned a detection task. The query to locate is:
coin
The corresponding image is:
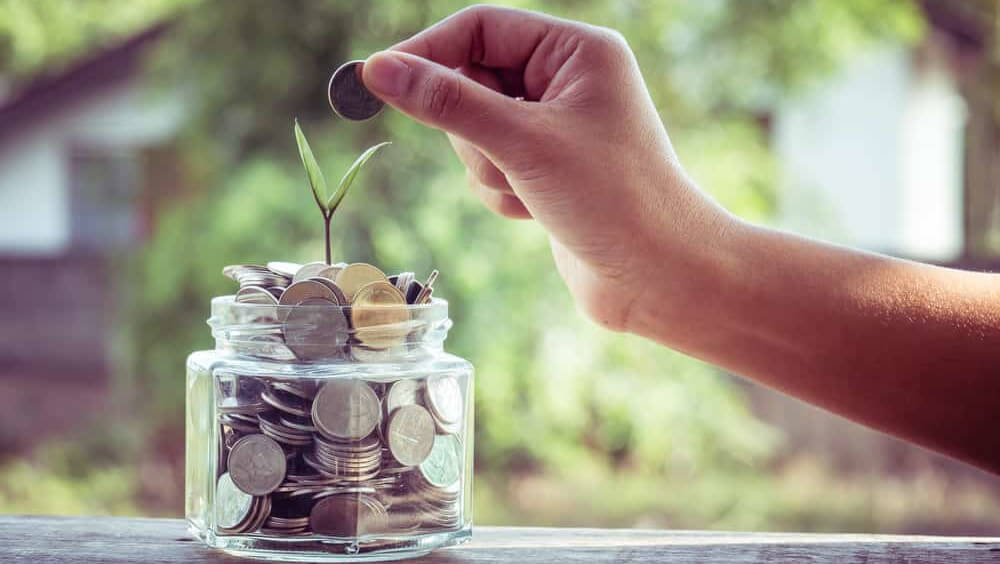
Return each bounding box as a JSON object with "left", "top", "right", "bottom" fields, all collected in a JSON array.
[
  {"left": 258, "top": 412, "right": 313, "bottom": 446},
  {"left": 403, "top": 280, "right": 423, "bottom": 304},
  {"left": 316, "top": 265, "right": 345, "bottom": 283},
  {"left": 390, "top": 272, "right": 414, "bottom": 293},
  {"left": 267, "top": 261, "right": 302, "bottom": 278},
  {"left": 414, "top": 270, "right": 438, "bottom": 304},
  {"left": 305, "top": 276, "right": 347, "bottom": 305},
  {"left": 235, "top": 286, "right": 279, "bottom": 305},
  {"left": 224, "top": 264, "right": 289, "bottom": 289},
  {"left": 261, "top": 390, "right": 308, "bottom": 417},
  {"left": 277, "top": 280, "right": 339, "bottom": 307},
  {"left": 272, "top": 380, "right": 318, "bottom": 400},
  {"left": 310, "top": 493, "right": 385, "bottom": 536},
  {"left": 386, "top": 405, "right": 435, "bottom": 467},
  {"left": 228, "top": 434, "right": 288, "bottom": 496},
  {"left": 351, "top": 281, "right": 406, "bottom": 308},
  {"left": 351, "top": 281, "right": 408, "bottom": 345},
  {"left": 328, "top": 60, "right": 384, "bottom": 121},
  {"left": 282, "top": 297, "right": 347, "bottom": 361},
  {"left": 216, "top": 472, "right": 255, "bottom": 531},
  {"left": 425, "top": 375, "right": 463, "bottom": 425},
  {"left": 384, "top": 379, "right": 422, "bottom": 416},
  {"left": 350, "top": 344, "right": 408, "bottom": 363},
  {"left": 418, "top": 434, "right": 462, "bottom": 489},
  {"left": 334, "top": 263, "right": 387, "bottom": 302},
  {"left": 292, "top": 261, "right": 329, "bottom": 284},
  {"left": 311, "top": 379, "right": 381, "bottom": 441}
]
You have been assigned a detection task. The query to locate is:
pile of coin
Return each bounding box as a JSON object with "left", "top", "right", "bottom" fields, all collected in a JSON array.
[
  {"left": 215, "top": 372, "right": 466, "bottom": 538},
  {"left": 223, "top": 261, "right": 437, "bottom": 362}
]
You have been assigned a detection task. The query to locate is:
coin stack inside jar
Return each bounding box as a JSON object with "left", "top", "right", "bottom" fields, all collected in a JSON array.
[
  {"left": 214, "top": 261, "right": 466, "bottom": 539},
  {"left": 223, "top": 261, "right": 436, "bottom": 362}
]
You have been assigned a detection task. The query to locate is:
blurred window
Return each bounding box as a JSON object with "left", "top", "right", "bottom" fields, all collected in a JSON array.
[{"left": 68, "top": 145, "right": 140, "bottom": 251}]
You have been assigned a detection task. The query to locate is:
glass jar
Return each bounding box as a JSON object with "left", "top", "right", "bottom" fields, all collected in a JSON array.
[{"left": 185, "top": 295, "right": 473, "bottom": 561}]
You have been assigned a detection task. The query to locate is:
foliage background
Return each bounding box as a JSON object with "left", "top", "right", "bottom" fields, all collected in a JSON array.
[{"left": 2, "top": 0, "right": 999, "bottom": 533}]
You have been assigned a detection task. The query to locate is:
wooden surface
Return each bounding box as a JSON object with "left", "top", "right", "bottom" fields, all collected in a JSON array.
[{"left": 4, "top": 515, "right": 1000, "bottom": 563}]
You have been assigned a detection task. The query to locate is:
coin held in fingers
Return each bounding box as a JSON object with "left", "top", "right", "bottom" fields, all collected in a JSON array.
[{"left": 329, "top": 60, "right": 384, "bottom": 121}]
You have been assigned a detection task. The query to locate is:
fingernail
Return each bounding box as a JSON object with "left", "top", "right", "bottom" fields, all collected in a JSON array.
[{"left": 364, "top": 52, "right": 411, "bottom": 98}]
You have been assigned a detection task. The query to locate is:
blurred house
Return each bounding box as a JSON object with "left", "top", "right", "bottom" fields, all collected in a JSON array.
[
  {"left": 775, "top": 4, "right": 996, "bottom": 267},
  {"left": 775, "top": 34, "right": 965, "bottom": 262},
  {"left": 0, "top": 24, "right": 182, "bottom": 449}
]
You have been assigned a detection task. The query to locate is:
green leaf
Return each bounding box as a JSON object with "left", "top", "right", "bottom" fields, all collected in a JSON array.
[
  {"left": 294, "top": 118, "right": 329, "bottom": 213},
  {"left": 326, "top": 141, "right": 391, "bottom": 213}
]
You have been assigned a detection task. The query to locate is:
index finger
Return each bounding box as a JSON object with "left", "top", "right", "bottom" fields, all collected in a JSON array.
[{"left": 391, "top": 5, "right": 564, "bottom": 70}]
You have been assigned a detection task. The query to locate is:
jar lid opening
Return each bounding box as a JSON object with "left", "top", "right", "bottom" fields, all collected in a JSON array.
[{"left": 207, "top": 295, "right": 451, "bottom": 362}]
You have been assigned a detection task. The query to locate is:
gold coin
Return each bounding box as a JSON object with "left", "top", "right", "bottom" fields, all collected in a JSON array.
[
  {"left": 351, "top": 281, "right": 407, "bottom": 326},
  {"left": 351, "top": 281, "right": 408, "bottom": 349},
  {"left": 335, "top": 263, "right": 387, "bottom": 302}
]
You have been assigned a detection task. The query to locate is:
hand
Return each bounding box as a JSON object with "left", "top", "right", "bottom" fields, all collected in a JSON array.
[
  {"left": 364, "top": 6, "right": 1000, "bottom": 475},
  {"left": 362, "top": 5, "right": 733, "bottom": 331}
]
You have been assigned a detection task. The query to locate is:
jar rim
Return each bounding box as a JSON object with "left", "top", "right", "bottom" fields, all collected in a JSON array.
[
  {"left": 207, "top": 295, "right": 451, "bottom": 362},
  {"left": 209, "top": 294, "right": 449, "bottom": 313}
]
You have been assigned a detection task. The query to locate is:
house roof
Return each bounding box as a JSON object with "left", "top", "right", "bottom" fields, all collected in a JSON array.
[
  {"left": 0, "top": 22, "right": 170, "bottom": 144},
  {"left": 921, "top": 1, "right": 989, "bottom": 52}
]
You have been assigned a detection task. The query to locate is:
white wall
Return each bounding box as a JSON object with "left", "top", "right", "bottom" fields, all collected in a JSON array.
[
  {"left": 774, "top": 40, "right": 965, "bottom": 261},
  {"left": 0, "top": 79, "right": 185, "bottom": 255},
  {"left": 899, "top": 42, "right": 966, "bottom": 259},
  {"left": 0, "top": 134, "right": 67, "bottom": 254}
]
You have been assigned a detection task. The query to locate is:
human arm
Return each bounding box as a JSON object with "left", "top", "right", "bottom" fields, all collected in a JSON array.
[{"left": 360, "top": 5, "right": 1000, "bottom": 473}]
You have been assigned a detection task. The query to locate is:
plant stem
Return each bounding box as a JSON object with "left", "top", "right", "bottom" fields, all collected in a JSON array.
[{"left": 324, "top": 211, "right": 332, "bottom": 265}]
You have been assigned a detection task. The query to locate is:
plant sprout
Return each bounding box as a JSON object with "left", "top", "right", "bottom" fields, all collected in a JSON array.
[{"left": 294, "top": 118, "right": 390, "bottom": 264}]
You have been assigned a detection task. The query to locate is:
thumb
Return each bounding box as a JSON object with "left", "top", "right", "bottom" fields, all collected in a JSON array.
[{"left": 362, "top": 51, "right": 527, "bottom": 157}]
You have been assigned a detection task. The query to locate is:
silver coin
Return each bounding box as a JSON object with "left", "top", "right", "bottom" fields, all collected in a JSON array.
[
  {"left": 305, "top": 276, "right": 347, "bottom": 305},
  {"left": 418, "top": 434, "right": 462, "bottom": 489},
  {"left": 247, "top": 495, "right": 271, "bottom": 533},
  {"left": 393, "top": 272, "right": 414, "bottom": 293},
  {"left": 425, "top": 374, "right": 463, "bottom": 425},
  {"left": 260, "top": 388, "right": 312, "bottom": 418},
  {"left": 314, "top": 432, "right": 381, "bottom": 454},
  {"left": 403, "top": 280, "right": 423, "bottom": 304},
  {"left": 311, "top": 379, "right": 381, "bottom": 441},
  {"left": 277, "top": 280, "right": 339, "bottom": 308},
  {"left": 316, "top": 265, "right": 345, "bottom": 283},
  {"left": 227, "top": 434, "right": 287, "bottom": 496},
  {"left": 280, "top": 414, "right": 317, "bottom": 433},
  {"left": 292, "top": 261, "right": 329, "bottom": 284},
  {"left": 225, "top": 264, "right": 289, "bottom": 289},
  {"left": 235, "top": 285, "right": 279, "bottom": 305},
  {"left": 310, "top": 493, "right": 385, "bottom": 536},
  {"left": 350, "top": 344, "right": 408, "bottom": 363},
  {"left": 267, "top": 261, "right": 302, "bottom": 278},
  {"left": 414, "top": 270, "right": 438, "bottom": 304},
  {"left": 386, "top": 404, "right": 435, "bottom": 467},
  {"left": 282, "top": 297, "right": 347, "bottom": 361},
  {"left": 385, "top": 379, "right": 422, "bottom": 416},
  {"left": 216, "top": 472, "right": 254, "bottom": 530},
  {"left": 328, "top": 60, "right": 384, "bottom": 121},
  {"left": 272, "top": 380, "right": 318, "bottom": 400}
]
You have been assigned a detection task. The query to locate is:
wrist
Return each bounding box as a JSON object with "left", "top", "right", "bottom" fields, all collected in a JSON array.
[{"left": 623, "top": 186, "right": 749, "bottom": 346}]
